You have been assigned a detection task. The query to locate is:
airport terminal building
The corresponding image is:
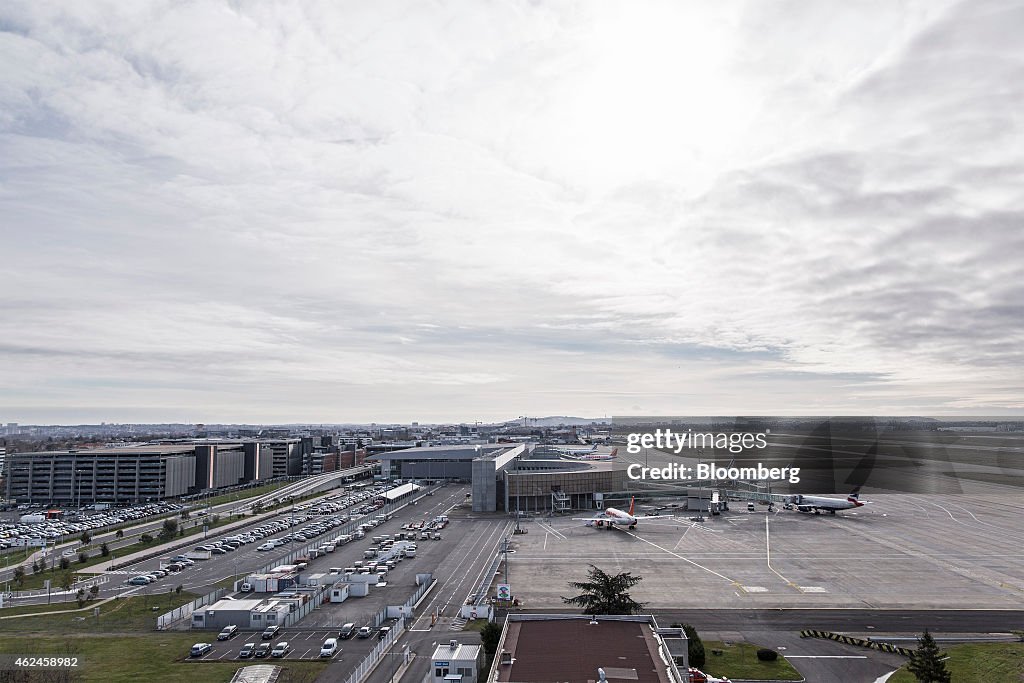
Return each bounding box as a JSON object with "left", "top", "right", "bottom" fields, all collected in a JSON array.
[{"left": 370, "top": 443, "right": 627, "bottom": 513}]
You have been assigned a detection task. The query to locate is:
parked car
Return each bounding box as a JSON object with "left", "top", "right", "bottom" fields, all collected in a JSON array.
[
  {"left": 319, "top": 638, "right": 338, "bottom": 657},
  {"left": 339, "top": 623, "right": 356, "bottom": 639},
  {"left": 239, "top": 643, "right": 256, "bottom": 658},
  {"left": 357, "top": 626, "right": 372, "bottom": 639},
  {"left": 261, "top": 625, "right": 281, "bottom": 640},
  {"left": 190, "top": 643, "right": 212, "bottom": 657},
  {"left": 270, "top": 642, "right": 291, "bottom": 658},
  {"left": 254, "top": 643, "right": 272, "bottom": 658}
]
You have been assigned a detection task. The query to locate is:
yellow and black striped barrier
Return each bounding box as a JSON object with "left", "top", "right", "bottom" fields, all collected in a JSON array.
[{"left": 799, "top": 630, "right": 913, "bottom": 657}]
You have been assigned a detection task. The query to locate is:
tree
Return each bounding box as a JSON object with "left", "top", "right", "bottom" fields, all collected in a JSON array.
[
  {"left": 78, "top": 551, "right": 88, "bottom": 564},
  {"left": 12, "top": 566, "right": 25, "bottom": 587},
  {"left": 89, "top": 584, "right": 99, "bottom": 599},
  {"left": 80, "top": 531, "right": 91, "bottom": 545},
  {"left": 139, "top": 533, "right": 153, "bottom": 544},
  {"left": 561, "top": 565, "right": 645, "bottom": 615},
  {"left": 76, "top": 588, "right": 87, "bottom": 608},
  {"left": 59, "top": 556, "right": 70, "bottom": 571},
  {"left": 175, "top": 584, "right": 183, "bottom": 596},
  {"left": 100, "top": 542, "right": 110, "bottom": 557},
  {"left": 115, "top": 528, "right": 124, "bottom": 539},
  {"left": 672, "top": 623, "right": 706, "bottom": 669},
  {"left": 60, "top": 571, "right": 73, "bottom": 592},
  {"left": 907, "top": 630, "right": 951, "bottom": 683},
  {"left": 158, "top": 518, "right": 178, "bottom": 542},
  {"left": 481, "top": 621, "right": 502, "bottom": 659},
  {"left": 31, "top": 560, "right": 40, "bottom": 575}
]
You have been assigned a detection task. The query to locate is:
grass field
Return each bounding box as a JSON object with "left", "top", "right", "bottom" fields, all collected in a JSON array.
[
  {"left": 200, "top": 481, "right": 292, "bottom": 508},
  {"left": 888, "top": 642, "right": 1024, "bottom": 682},
  {"left": 702, "top": 641, "right": 803, "bottom": 681},
  {"left": 0, "top": 591, "right": 199, "bottom": 633},
  {"left": 0, "top": 634, "right": 327, "bottom": 683}
]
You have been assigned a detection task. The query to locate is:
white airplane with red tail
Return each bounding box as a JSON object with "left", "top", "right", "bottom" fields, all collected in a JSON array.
[
  {"left": 788, "top": 488, "right": 869, "bottom": 515},
  {"left": 574, "top": 497, "right": 674, "bottom": 530}
]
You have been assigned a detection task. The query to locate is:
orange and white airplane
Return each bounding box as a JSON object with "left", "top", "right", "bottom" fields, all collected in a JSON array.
[{"left": 574, "top": 497, "right": 673, "bottom": 530}]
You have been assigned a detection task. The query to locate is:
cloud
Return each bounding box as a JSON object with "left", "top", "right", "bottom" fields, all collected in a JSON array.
[{"left": 1, "top": 0, "right": 1021, "bottom": 423}]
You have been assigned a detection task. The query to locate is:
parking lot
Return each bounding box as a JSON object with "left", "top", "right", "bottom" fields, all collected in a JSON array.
[{"left": 185, "top": 626, "right": 392, "bottom": 662}]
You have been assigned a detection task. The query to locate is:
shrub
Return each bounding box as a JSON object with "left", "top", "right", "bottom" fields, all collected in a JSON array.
[{"left": 756, "top": 648, "right": 778, "bottom": 662}]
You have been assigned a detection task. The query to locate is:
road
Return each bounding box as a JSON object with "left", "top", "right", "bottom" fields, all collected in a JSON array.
[
  {"left": 0, "top": 467, "right": 371, "bottom": 585},
  {"left": 653, "top": 608, "right": 1024, "bottom": 633}
]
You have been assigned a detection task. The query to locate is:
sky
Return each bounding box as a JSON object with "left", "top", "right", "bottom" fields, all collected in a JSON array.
[{"left": 1, "top": 0, "right": 1022, "bottom": 424}]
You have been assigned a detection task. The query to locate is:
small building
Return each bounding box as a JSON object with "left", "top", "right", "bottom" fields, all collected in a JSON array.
[
  {"left": 191, "top": 598, "right": 264, "bottom": 631},
  {"left": 328, "top": 583, "right": 350, "bottom": 603},
  {"left": 486, "top": 614, "right": 689, "bottom": 683},
  {"left": 248, "top": 600, "right": 291, "bottom": 630},
  {"left": 430, "top": 640, "right": 483, "bottom": 683}
]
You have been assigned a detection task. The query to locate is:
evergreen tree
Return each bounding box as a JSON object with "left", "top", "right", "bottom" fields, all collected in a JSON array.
[
  {"left": 907, "top": 629, "right": 951, "bottom": 683},
  {"left": 561, "top": 565, "right": 644, "bottom": 615},
  {"left": 671, "top": 623, "right": 706, "bottom": 669},
  {"left": 480, "top": 620, "right": 503, "bottom": 668}
]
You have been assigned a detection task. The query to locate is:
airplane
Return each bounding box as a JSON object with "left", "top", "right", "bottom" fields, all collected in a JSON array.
[
  {"left": 553, "top": 444, "right": 598, "bottom": 456},
  {"left": 787, "top": 489, "right": 868, "bottom": 515},
  {"left": 577, "top": 447, "right": 618, "bottom": 461},
  {"left": 573, "top": 496, "right": 673, "bottom": 530}
]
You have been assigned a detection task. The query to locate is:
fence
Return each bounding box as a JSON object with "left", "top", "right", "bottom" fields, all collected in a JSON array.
[
  {"left": 338, "top": 616, "right": 408, "bottom": 683},
  {"left": 284, "top": 585, "right": 328, "bottom": 627},
  {"left": 4, "top": 574, "right": 109, "bottom": 601},
  {"left": 474, "top": 551, "right": 503, "bottom": 607},
  {"left": 156, "top": 587, "right": 227, "bottom": 630}
]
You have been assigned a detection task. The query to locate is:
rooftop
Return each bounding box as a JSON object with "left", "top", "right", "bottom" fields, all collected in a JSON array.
[
  {"left": 433, "top": 641, "right": 482, "bottom": 663},
  {"left": 368, "top": 444, "right": 508, "bottom": 461},
  {"left": 493, "top": 616, "right": 674, "bottom": 683}
]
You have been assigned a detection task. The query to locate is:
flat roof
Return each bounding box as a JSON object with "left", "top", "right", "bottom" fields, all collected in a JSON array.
[
  {"left": 12, "top": 445, "right": 200, "bottom": 457},
  {"left": 368, "top": 444, "right": 508, "bottom": 461},
  {"left": 495, "top": 618, "right": 671, "bottom": 683},
  {"left": 206, "top": 598, "right": 264, "bottom": 611},
  {"left": 382, "top": 483, "right": 420, "bottom": 500}
]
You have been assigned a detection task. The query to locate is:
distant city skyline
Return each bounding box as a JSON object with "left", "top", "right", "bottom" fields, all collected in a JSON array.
[{"left": 2, "top": 1, "right": 1022, "bottom": 424}]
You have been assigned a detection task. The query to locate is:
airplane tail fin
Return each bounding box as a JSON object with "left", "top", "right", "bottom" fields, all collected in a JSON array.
[
  {"left": 848, "top": 487, "right": 864, "bottom": 506},
  {"left": 628, "top": 496, "right": 635, "bottom": 516}
]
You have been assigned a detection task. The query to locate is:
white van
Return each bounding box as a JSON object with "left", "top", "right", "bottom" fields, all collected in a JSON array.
[{"left": 319, "top": 638, "right": 338, "bottom": 657}]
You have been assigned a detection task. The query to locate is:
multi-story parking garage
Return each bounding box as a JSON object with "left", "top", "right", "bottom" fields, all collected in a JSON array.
[
  {"left": 4, "top": 438, "right": 326, "bottom": 505},
  {"left": 4, "top": 445, "right": 198, "bottom": 505}
]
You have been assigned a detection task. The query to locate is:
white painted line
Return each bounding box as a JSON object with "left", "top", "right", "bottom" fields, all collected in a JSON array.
[
  {"left": 742, "top": 586, "right": 768, "bottom": 592},
  {"left": 787, "top": 656, "right": 869, "bottom": 659},
  {"left": 765, "top": 515, "right": 802, "bottom": 592},
  {"left": 624, "top": 531, "right": 736, "bottom": 584}
]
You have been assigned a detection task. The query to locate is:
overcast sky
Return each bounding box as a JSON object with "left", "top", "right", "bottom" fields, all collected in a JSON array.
[{"left": 2, "top": 0, "right": 1022, "bottom": 425}]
